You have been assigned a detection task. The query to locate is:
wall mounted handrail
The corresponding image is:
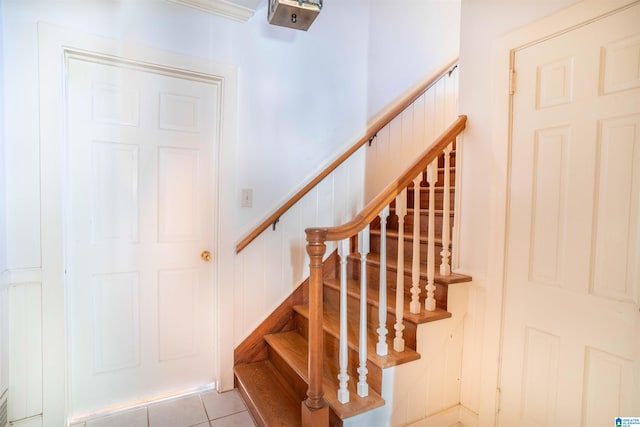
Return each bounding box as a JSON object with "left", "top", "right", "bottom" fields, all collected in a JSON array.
[{"left": 235, "top": 58, "right": 459, "bottom": 253}]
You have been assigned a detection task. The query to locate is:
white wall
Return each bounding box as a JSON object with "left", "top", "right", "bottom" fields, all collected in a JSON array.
[
  {"left": 236, "top": 0, "right": 463, "bottom": 236},
  {"left": 367, "top": 0, "right": 460, "bottom": 118},
  {"left": 0, "top": 0, "right": 6, "bottom": 275},
  {"left": 232, "top": 0, "right": 370, "bottom": 235},
  {"left": 456, "top": 0, "right": 581, "bottom": 423},
  {"left": 0, "top": 0, "right": 9, "bottom": 409}
]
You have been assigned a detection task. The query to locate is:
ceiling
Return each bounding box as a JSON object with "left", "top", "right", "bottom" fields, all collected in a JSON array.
[{"left": 167, "top": 0, "right": 263, "bottom": 22}]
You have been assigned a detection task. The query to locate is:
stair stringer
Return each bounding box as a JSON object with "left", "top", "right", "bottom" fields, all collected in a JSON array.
[{"left": 340, "top": 282, "right": 470, "bottom": 427}]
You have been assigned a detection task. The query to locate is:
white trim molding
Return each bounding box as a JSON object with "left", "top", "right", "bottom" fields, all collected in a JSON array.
[
  {"left": 166, "top": 0, "right": 261, "bottom": 22},
  {"left": 6, "top": 415, "right": 42, "bottom": 427},
  {"left": 68, "top": 383, "right": 216, "bottom": 425},
  {"left": 0, "top": 269, "right": 42, "bottom": 288},
  {"left": 458, "top": 404, "right": 479, "bottom": 427},
  {"left": 404, "top": 405, "right": 461, "bottom": 427}
]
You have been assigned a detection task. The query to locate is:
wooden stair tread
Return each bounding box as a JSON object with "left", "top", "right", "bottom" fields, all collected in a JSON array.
[
  {"left": 369, "top": 229, "right": 446, "bottom": 246},
  {"left": 399, "top": 208, "right": 454, "bottom": 216},
  {"left": 409, "top": 165, "right": 457, "bottom": 180},
  {"left": 406, "top": 185, "right": 456, "bottom": 191},
  {"left": 323, "top": 278, "right": 451, "bottom": 325},
  {"left": 383, "top": 204, "right": 456, "bottom": 215},
  {"left": 293, "top": 305, "right": 421, "bottom": 369},
  {"left": 363, "top": 252, "right": 472, "bottom": 285},
  {"left": 234, "top": 360, "right": 301, "bottom": 427},
  {"left": 265, "top": 331, "right": 385, "bottom": 420}
]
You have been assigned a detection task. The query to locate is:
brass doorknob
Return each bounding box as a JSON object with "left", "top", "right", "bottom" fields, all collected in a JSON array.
[{"left": 201, "top": 250, "right": 211, "bottom": 262}]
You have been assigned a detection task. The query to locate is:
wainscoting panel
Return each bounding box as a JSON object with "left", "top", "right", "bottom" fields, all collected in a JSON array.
[
  {"left": 8, "top": 281, "right": 43, "bottom": 422},
  {"left": 365, "top": 67, "right": 459, "bottom": 202}
]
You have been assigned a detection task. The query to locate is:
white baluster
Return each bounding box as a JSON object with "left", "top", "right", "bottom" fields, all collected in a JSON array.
[
  {"left": 440, "top": 143, "right": 452, "bottom": 276},
  {"left": 394, "top": 189, "right": 407, "bottom": 352},
  {"left": 425, "top": 159, "right": 438, "bottom": 311},
  {"left": 337, "top": 238, "right": 350, "bottom": 403},
  {"left": 409, "top": 174, "right": 422, "bottom": 314},
  {"left": 357, "top": 226, "right": 370, "bottom": 397},
  {"left": 377, "top": 206, "right": 390, "bottom": 356}
]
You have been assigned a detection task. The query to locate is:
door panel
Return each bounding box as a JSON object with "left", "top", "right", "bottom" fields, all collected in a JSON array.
[
  {"left": 500, "top": 4, "right": 640, "bottom": 425},
  {"left": 66, "top": 58, "right": 220, "bottom": 416},
  {"left": 158, "top": 147, "right": 201, "bottom": 242}
]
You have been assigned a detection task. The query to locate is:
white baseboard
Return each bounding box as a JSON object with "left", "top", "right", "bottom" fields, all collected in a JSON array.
[
  {"left": 8, "top": 415, "right": 42, "bottom": 427},
  {"left": 401, "top": 404, "right": 479, "bottom": 427},
  {"left": 68, "top": 383, "right": 216, "bottom": 425},
  {"left": 1, "top": 269, "right": 42, "bottom": 287},
  {"left": 405, "top": 405, "right": 461, "bottom": 427}
]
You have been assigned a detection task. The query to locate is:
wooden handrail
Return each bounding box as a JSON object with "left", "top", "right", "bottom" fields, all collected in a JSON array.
[
  {"left": 235, "top": 58, "right": 459, "bottom": 253},
  {"left": 306, "top": 115, "right": 467, "bottom": 242}
]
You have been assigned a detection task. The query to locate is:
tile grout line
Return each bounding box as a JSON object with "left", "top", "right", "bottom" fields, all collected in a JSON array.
[{"left": 199, "top": 394, "right": 211, "bottom": 425}]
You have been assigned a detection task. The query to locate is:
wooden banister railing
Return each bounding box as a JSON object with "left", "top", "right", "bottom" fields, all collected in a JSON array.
[
  {"left": 302, "top": 114, "right": 467, "bottom": 426},
  {"left": 235, "top": 58, "right": 459, "bottom": 254},
  {"left": 313, "top": 116, "right": 466, "bottom": 242}
]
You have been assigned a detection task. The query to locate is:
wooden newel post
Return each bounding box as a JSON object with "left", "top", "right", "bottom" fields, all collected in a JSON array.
[{"left": 302, "top": 228, "right": 330, "bottom": 427}]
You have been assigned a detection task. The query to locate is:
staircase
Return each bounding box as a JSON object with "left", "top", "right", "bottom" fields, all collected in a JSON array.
[{"left": 233, "top": 123, "right": 471, "bottom": 426}]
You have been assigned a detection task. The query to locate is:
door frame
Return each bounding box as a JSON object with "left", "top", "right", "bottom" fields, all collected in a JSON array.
[
  {"left": 480, "top": 0, "right": 640, "bottom": 425},
  {"left": 38, "top": 23, "right": 237, "bottom": 426}
]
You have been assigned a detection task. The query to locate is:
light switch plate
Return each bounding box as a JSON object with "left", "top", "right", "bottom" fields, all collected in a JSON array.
[{"left": 241, "top": 188, "right": 253, "bottom": 208}]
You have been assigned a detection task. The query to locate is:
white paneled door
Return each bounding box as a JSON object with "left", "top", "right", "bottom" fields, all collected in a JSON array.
[
  {"left": 500, "top": 3, "right": 640, "bottom": 426},
  {"left": 66, "top": 57, "right": 220, "bottom": 416}
]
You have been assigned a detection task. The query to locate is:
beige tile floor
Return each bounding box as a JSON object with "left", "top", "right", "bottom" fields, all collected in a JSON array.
[{"left": 70, "top": 389, "right": 257, "bottom": 427}]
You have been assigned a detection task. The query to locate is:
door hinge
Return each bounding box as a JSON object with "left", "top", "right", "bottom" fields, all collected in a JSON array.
[
  {"left": 509, "top": 68, "right": 516, "bottom": 95},
  {"left": 495, "top": 387, "right": 502, "bottom": 414}
]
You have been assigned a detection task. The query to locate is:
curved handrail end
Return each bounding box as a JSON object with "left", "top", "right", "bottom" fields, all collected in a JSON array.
[{"left": 305, "top": 227, "right": 329, "bottom": 244}]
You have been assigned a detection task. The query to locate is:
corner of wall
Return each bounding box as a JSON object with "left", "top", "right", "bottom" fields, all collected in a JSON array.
[
  {"left": 0, "top": 2, "right": 8, "bottom": 408},
  {"left": 458, "top": 278, "right": 486, "bottom": 415},
  {"left": 0, "top": 0, "right": 7, "bottom": 274},
  {"left": 0, "top": 10, "right": 9, "bottom": 415}
]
